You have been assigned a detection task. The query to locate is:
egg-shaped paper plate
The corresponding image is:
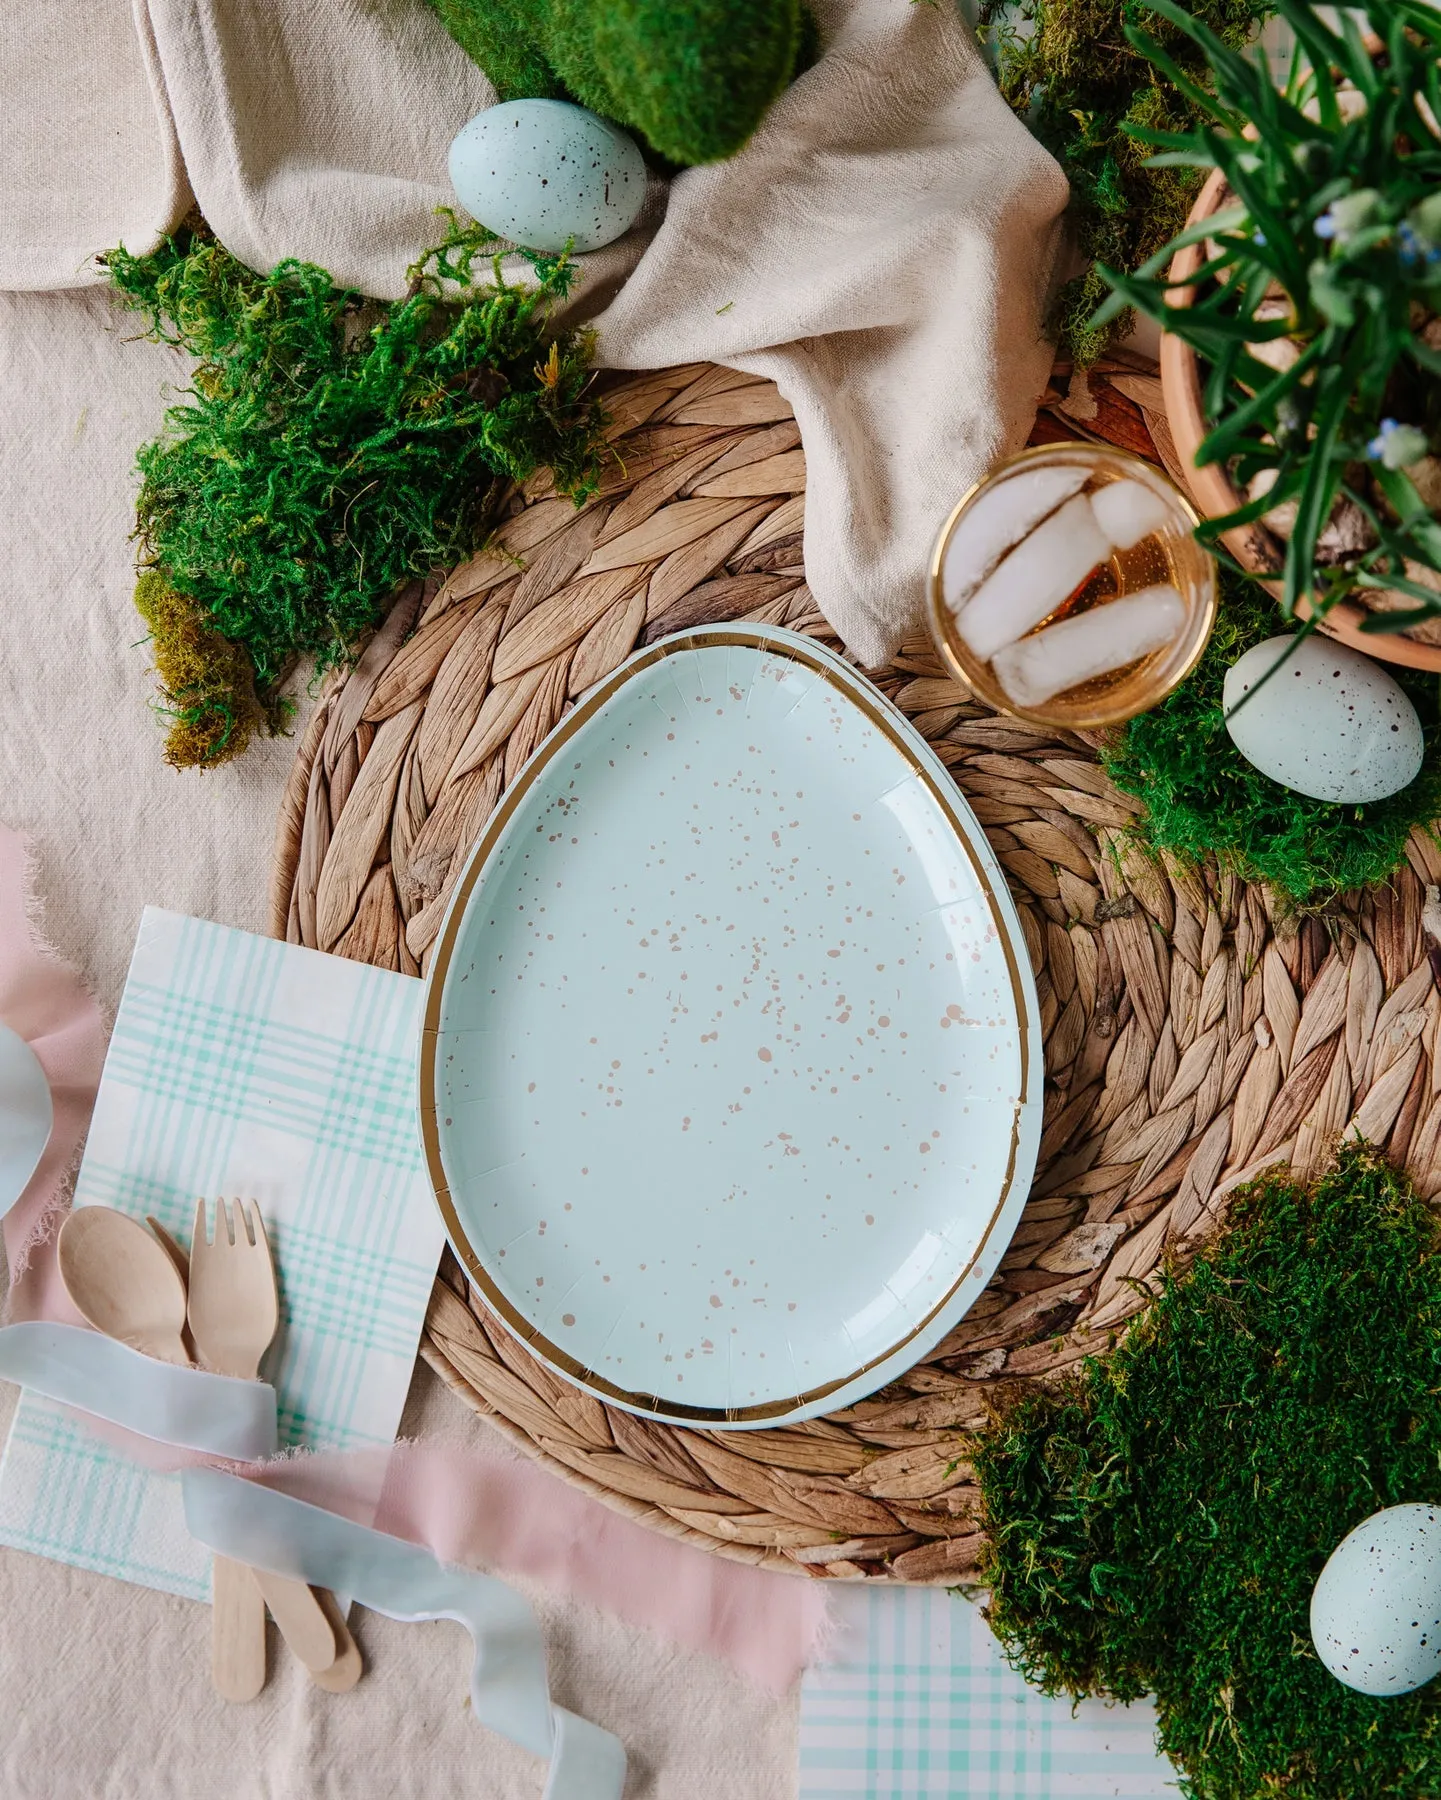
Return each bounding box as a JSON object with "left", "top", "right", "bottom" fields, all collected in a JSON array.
[{"left": 420, "top": 626, "right": 1041, "bottom": 1428}]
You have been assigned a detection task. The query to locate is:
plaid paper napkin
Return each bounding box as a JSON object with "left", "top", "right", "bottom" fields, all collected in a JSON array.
[
  {"left": 801, "top": 1586, "right": 1175, "bottom": 1800},
  {"left": 0, "top": 909, "right": 445, "bottom": 1599}
]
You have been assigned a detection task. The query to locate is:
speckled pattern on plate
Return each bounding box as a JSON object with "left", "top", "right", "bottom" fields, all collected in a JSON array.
[{"left": 420, "top": 626, "right": 1042, "bottom": 1426}]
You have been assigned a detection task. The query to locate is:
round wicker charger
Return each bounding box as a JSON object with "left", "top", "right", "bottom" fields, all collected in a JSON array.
[{"left": 269, "top": 360, "right": 1441, "bottom": 1583}]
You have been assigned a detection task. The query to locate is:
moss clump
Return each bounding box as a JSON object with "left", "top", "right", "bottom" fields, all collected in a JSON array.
[
  {"left": 1101, "top": 572, "right": 1441, "bottom": 906},
  {"left": 975, "top": 1145, "right": 1441, "bottom": 1800},
  {"left": 133, "top": 569, "right": 269, "bottom": 768},
  {"left": 978, "top": 0, "right": 1274, "bottom": 362},
  {"left": 427, "top": 0, "right": 811, "bottom": 166},
  {"left": 107, "top": 217, "right": 607, "bottom": 767}
]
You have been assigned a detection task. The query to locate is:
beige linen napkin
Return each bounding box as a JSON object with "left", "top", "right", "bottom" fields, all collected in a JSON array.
[
  {"left": 1, "top": 0, "right": 1065, "bottom": 665},
  {"left": 140, "top": 0, "right": 660, "bottom": 308},
  {"left": 593, "top": 0, "right": 1069, "bottom": 665}
]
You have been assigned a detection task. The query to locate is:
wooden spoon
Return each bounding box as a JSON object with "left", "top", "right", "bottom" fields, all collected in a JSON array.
[
  {"left": 58, "top": 1207, "right": 265, "bottom": 1702},
  {"left": 145, "top": 1217, "right": 198, "bottom": 1364},
  {"left": 58, "top": 1208, "right": 189, "bottom": 1365},
  {"left": 59, "top": 1206, "right": 360, "bottom": 1698}
]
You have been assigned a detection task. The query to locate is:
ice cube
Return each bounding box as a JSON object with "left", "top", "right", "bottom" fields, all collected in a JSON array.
[
  {"left": 955, "top": 493, "right": 1111, "bottom": 663},
  {"left": 1089, "top": 479, "right": 1172, "bottom": 552},
  {"left": 942, "top": 466, "right": 1090, "bottom": 610},
  {"left": 990, "top": 584, "right": 1186, "bottom": 709}
]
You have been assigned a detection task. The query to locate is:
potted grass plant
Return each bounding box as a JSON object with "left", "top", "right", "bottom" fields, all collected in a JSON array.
[{"left": 1095, "top": 0, "right": 1441, "bottom": 668}]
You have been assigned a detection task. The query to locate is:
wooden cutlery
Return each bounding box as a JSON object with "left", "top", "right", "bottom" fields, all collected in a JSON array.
[
  {"left": 58, "top": 1208, "right": 189, "bottom": 1366},
  {"left": 58, "top": 1207, "right": 265, "bottom": 1698},
  {"left": 57, "top": 1202, "right": 363, "bottom": 1700},
  {"left": 188, "top": 1199, "right": 356, "bottom": 1685}
]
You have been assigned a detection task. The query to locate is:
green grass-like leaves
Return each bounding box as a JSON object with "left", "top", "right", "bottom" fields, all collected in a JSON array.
[
  {"left": 108, "top": 218, "right": 608, "bottom": 761},
  {"left": 1101, "top": 574, "right": 1441, "bottom": 904},
  {"left": 1094, "top": 0, "right": 1441, "bottom": 629},
  {"left": 978, "top": 0, "right": 1274, "bottom": 362},
  {"left": 975, "top": 1145, "right": 1441, "bottom": 1798}
]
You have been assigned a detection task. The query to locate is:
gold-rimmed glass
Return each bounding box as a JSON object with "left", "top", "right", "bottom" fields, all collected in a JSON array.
[{"left": 928, "top": 442, "right": 1218, "bottom": 730}]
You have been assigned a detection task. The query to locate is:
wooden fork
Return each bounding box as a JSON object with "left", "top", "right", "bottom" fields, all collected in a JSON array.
[{"left": 187, "top": 1199, "right": 361, "bottom": 1691}]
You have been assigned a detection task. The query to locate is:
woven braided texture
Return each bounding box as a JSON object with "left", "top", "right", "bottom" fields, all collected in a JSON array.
[{"left": 269, "top": 360, "right": 1441, "bottom": 1583}]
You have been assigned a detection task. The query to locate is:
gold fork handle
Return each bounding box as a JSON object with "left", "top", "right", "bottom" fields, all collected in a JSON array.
[
  {"left": 250, "top": 1568, "right": 338, "bottom": 1672},
  {"left": 212, "top": 1557, "right": 266, "bottom": 1701}
]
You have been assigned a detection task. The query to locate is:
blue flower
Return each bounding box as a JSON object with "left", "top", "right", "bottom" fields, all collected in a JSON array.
[
  {"left": 1398, "top": 222, "right": 1441, "bottom": 270},
  {"left": 1412, "top": 192, "right": 1441, "bottom": 246},
  {"left": 1315, "top": 188, "right": 1382, "bottom": 247},
  {"left": 1367, "top": 419, "right": 1430, "bottom": 470}
]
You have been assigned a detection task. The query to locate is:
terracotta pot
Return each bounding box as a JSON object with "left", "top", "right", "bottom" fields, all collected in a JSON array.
[{"left": 1159, "top": 166, "right": 1441, "bottom": 671}]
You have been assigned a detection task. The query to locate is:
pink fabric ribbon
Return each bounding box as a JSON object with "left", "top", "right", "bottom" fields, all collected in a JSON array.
[
  {"left": 258, "top": 1443, "right": 829, "bottom": 1692},
  {"left": 0, "top": 823, "right": 828, "bottom": 1692},
  {"left": 0, "top": 824, "right": 106, "bottom": 1323},
  {"left": 62, "top": 1404, "right": 829, "bottom": 1693}
]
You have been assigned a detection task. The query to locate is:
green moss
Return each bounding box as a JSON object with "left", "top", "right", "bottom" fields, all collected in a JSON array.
[
  {"left": 427, "top": 0, "right": 809, "bottom": 166},
  {"left": 133, "top": 569, "right": 270, "bottom": 768},
  {"left": 975, "top": 1146, "right": 1441, "bottom": 1799},
  {"left": 1101, "top": 572, "right": 1441, "bottom": 906},
  {"left": 107, "top": 216, "right": 607, "bottom": 766},
  {"left": 428, "top": 0, "right": 565, "bottom": 103},
  {"left": 978, "top": 0, "right": 1274, "bottom": 362}
]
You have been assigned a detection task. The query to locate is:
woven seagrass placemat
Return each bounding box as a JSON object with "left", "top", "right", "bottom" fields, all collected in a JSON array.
[{"left": 269, "top": 360, "right": 1441, "bottom": 1583}]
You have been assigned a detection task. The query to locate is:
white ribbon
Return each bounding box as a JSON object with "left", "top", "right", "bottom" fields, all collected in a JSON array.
[
  {"left": 183, "top": 1469, "right": 626, "bottom": 1800},
  {"left": 0, "top": 1320, "right": 276, "bottom": 1457},
  {"left": 0, "top": 1321, "right": 625, "bottom": 1798}
]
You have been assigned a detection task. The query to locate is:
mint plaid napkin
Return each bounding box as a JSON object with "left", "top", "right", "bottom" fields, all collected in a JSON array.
[
  {"left": 0, "top": 909, "right": 445, "bottom": 1599},
  {"left": 800, "top": 1586, "right": 1175, "bottom": 1800}
]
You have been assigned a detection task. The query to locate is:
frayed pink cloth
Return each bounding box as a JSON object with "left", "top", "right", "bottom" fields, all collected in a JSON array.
[
  {"left": 0, "top": 825, "right": 105, "bottom": 1321},
  {"left": 70, "top": 1408, "right": 829, "bottom": 1692},
  {"left": 258, "top": 1443, "right": 829, "bottom": 1692}
]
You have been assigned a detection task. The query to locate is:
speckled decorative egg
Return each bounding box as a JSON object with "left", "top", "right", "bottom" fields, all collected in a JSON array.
[
  {"left": 448, "top": 100, "right": 646, "bottom": 255},
  {"left": 1222, "top": 634, "right": 1424, "bottom": 803},
  {"left": 1311, "top": 1504, "right": 1441, "bottom": 1695}
]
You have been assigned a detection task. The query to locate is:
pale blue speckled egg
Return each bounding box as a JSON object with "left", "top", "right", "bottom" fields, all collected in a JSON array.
[
  {"left": 1223, "top": 634, "right": 1424, "bottom": 803},
  {"left": 1311, "top": 1504, "right": 1441, "bottom": 1696},
  {"left": 448, "top": 100, "right": 647, "bottom": 255}
]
